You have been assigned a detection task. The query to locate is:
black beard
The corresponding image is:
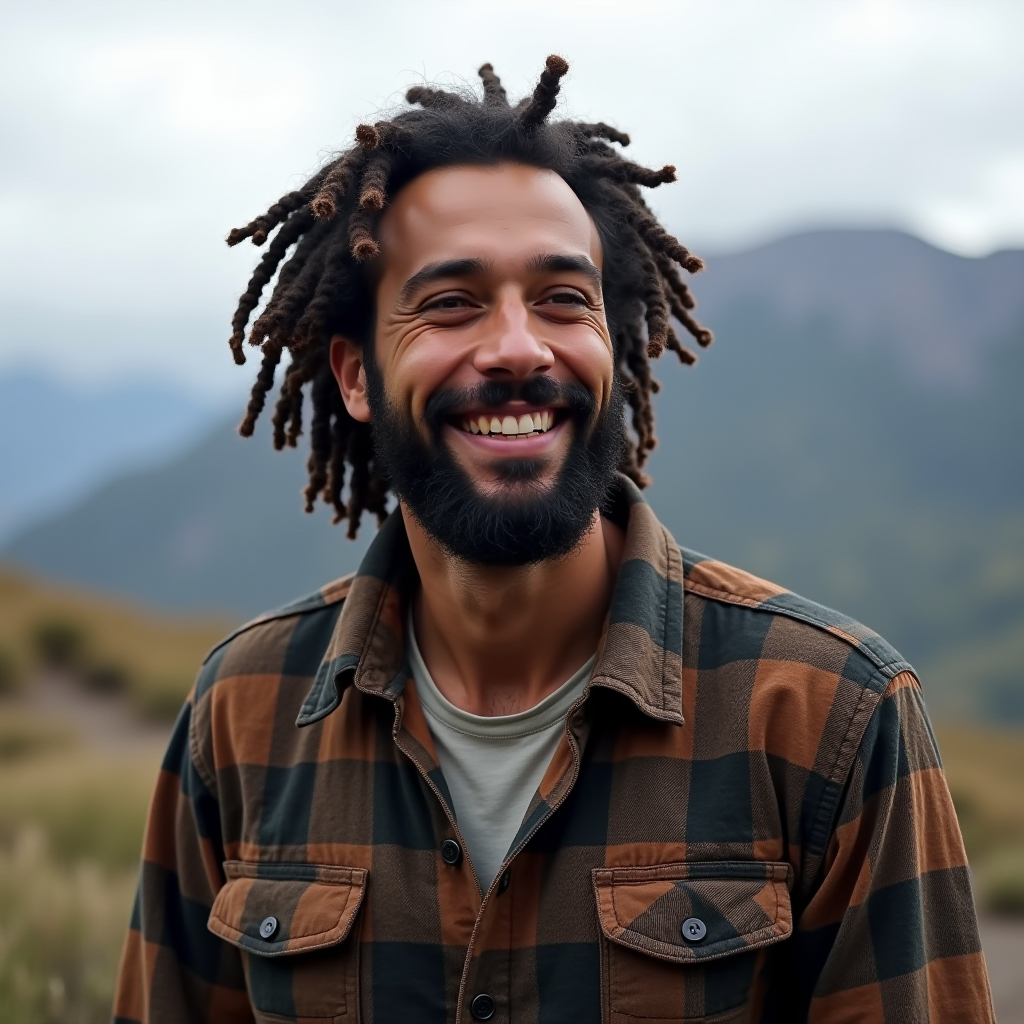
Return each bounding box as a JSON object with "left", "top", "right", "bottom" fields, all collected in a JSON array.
[{"left": 364, "top": 360, "right": 627, "bottom": 567}]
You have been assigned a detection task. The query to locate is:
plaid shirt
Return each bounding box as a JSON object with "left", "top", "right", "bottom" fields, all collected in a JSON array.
[{"left": 113, "top": 476, "right": 993, "bottom": 1024}]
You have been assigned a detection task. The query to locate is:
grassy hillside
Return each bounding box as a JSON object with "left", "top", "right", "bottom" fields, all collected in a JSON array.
[
  {"left": 0, "top": 566, "right": 232, "bottom": 718},
  {"left": 0, "top": 573, "right": 229, "bottom": 1021}
]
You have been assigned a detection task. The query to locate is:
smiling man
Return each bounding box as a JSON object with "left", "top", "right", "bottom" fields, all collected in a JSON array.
[{"left": 114, "top": 58, "right": 994, "bottom": 1024}]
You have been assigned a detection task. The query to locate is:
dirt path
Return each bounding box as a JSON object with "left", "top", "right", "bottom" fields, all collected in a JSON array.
[
  {"left": 23, "top": 671, "right": 172, "bottom": 755},
  {"left": 980, "top": 916, "right": 1024, "bottom": 1022}
]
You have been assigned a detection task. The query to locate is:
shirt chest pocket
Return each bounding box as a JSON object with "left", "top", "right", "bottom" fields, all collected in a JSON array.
[
  {"left": 592, "top": 861, "right": 793, "bottom": 1024},
  {"left": 208, "top": 860, "right": 367, "bottom": 1024}
]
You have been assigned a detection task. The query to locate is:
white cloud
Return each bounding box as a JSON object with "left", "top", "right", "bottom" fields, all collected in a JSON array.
[
  {"left": 913, "top": 152, "right": 1024, "bottom": 254},
  {"left": 0, "top": 0, "right": 1021, "bottom": 392}
]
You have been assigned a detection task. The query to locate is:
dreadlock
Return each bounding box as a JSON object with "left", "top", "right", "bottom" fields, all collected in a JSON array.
[{"left": 227, "top": 55, "right": 712, "bottom": 538}]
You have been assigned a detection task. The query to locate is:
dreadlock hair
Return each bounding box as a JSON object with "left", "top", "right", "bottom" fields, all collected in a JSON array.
[{"left": 227, "top": 55, "right": 712, "bottom": 538}]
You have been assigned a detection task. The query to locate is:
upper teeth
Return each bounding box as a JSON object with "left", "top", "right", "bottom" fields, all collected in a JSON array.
[{"left": 462, "top": 410, "right": 554, "bottom": 436}]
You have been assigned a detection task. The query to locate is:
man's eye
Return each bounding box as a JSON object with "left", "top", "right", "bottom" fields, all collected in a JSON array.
[
  {"left": 543, "top": 291, "right": 587, "bottom": 305},
  {"left": 425, "top": 295, "right": 469, "bottom": 310}
]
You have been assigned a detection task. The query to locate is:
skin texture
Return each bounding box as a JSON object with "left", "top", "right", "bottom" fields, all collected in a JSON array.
[{"left": 331, "top": 163, "right": 625, "bottom": 716}]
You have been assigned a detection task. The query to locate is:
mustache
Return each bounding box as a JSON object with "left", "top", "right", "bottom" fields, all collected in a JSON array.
[{"left": 423, "top": 376, "right": 596, "bottom": 433}]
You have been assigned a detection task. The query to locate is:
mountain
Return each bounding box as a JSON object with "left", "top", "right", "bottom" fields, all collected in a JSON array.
[
  {"left": 1, "top": 416, "right": 372, "bottom": 615},
  {"left": 0, "top": 370, "right": 223, "bottom": 542},
  {"left": 3, "top": 229, "right": 1022, "bottom": 721},
  {"left": 693, "top": 229, "right": 1024, "bottom": 388},
  {"left": 644, "top": 292, "right": 1023, "bottom": 722}
]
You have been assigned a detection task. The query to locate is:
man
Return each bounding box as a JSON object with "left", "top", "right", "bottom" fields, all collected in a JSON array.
[{"left": 114, "top": 57, "right": 994, "bottom": 1023}]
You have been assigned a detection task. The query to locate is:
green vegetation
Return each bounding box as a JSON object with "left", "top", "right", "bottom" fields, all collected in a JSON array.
[
  {"left": 0, "top": 643, "right": 23, "bottom": 696},
  {"left": 0, "top": 567, "right": 232, "bottom": 720},
  {"left": 31, "top": 619, "right": 88, "bottom": 669}
]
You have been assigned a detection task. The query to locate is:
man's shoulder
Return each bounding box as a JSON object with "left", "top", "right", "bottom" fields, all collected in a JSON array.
[
  {"left": 192, "top": 573, "right": 355, "bottom": 702},
  {"left": 678, "top": 546, "right": 914, "bottom": 690}
]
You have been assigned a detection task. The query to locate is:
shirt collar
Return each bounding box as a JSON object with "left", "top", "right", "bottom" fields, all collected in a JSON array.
[{"left": 297, "top": 473, "right": 684, "bottom": 727}]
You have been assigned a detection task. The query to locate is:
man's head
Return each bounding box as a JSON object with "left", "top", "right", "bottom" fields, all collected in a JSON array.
[
  {"left": 331, "top": 162, "right": 628, "bottom": 565},
  {"left": 228, "top": 56, "right": 711, "bottom": 556}
]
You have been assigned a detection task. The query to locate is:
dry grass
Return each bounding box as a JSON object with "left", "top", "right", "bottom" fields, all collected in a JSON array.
[
  {"left": 0, "top": 566, "right": 232, "bottom": 719},
  {"left": 0, "top": 726, "right": 161, "bottom": 1023},
  {"left": 937, "top": 723, "right": 1024, "bottom": 914},
  {"left": 0, "top": 743, "right": 162, "bottom": 869},
  {"left": 939, "top": 726, "right": 1024, "bottom": 848},
  {"left": 0, "top": 709, "right": 75, "bottom": 762},
  {"left": 0, "top": 829, "right": 137, "bottom": 1024}
]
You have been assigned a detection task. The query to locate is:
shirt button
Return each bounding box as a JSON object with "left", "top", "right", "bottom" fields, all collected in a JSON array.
[
  {"left": 471, "top": 993, "right": 496, "bottom": 1020},
  {"left": 441, "top": 838, "right": 463, "bottom": 866},
  {"left": 682, "top": 917, "right": 707, "bottom": 942},
  {"left": 259, "top": 916, "right": 278, "bottom": 940},
  {"left": 497, "top": 869, "right": 511, "bottom": 895}
]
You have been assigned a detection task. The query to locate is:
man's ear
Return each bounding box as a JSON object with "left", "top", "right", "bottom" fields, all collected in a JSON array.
[{"left": 329, "top": 334, "right": 372, "bottom": 423}]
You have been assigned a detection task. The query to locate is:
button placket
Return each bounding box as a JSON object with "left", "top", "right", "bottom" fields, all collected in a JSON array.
[{"left": 453, "top": 697, "right": 590, "bottom": 1024}]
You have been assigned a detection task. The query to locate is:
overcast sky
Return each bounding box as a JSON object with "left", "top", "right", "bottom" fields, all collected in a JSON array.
[{"left": 1, "top": 0, "right": 1021, "bottom": 396}]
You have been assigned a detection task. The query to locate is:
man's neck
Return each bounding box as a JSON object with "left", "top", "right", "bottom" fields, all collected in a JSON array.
[{"left": 404, "top": 506, "right": 625, "bottom": 716}]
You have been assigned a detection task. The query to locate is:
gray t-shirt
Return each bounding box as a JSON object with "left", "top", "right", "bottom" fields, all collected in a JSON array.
[{"left": 407, "top": 613, "right": 594, "bottom": 892}]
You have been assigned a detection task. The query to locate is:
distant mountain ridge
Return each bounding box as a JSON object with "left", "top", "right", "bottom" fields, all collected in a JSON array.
[
  {"left": 2, "top": 414, "right": 371, "bottom": 615},
  {"left": 3, "top": 228, "right": 1022, "bottom": 722},
  {"left": 695, "top": 229, "right": 1024, "bottom": 387},
  {"left": 0, "top": 370, "right": 222, "bottom": 541}
]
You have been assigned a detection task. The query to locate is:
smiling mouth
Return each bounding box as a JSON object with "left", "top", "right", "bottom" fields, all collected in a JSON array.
[{"left": 454, "top": 408, "right": 561, "bottom": 439}]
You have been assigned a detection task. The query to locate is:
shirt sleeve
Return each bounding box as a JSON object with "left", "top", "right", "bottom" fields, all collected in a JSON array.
[
  {"left": 794, "top": 670, "right": 995, "bottom": 1022},
  {"left": 112, "top": 694, "right": 254, "bottom": 1024}
]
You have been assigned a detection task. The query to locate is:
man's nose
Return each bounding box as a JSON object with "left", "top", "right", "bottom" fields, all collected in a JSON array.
[{"left": 472, "top": 290, "right": 554, "bottom": 378}]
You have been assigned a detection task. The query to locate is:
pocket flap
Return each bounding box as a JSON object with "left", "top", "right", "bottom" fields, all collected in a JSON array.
[
  {"left": 592, "top": 860, "right": 792, "bottom": 964},
  {"left": 208, "top": 861, "right": 367, "bottom": 957}
]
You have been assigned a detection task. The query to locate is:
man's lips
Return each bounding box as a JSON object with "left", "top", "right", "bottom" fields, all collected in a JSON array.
[{"left": 451, "top": 406, "right": 561, "bottom": 438}]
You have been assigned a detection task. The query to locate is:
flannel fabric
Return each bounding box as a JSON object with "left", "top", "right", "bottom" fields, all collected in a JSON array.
[{"left": 113, "top": 475, "right": 994, "bottom": 1023}]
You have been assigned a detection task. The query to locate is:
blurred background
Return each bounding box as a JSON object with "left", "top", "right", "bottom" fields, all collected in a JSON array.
[{"left": 1, "top": 0, "right": 1022, "bottom": 1020}]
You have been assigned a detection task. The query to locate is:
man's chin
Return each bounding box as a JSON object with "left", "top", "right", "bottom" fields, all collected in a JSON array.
[{"left": 465, "top": 460, "right": 562, "bottom": 498}]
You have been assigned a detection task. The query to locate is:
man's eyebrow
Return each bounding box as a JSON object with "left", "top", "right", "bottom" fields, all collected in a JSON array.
[
  {"left": 527, "top": 253, "right": 602, "bottom": 289},
  {"left": 397, "top": 258, "right": 490, "bottom": 306}
]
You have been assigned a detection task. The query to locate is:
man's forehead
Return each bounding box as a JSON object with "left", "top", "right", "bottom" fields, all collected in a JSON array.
[{"left": 377, "top": 163, "right": 603, "bottom": 281}]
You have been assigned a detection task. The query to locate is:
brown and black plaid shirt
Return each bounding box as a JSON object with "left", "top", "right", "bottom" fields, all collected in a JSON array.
[{"left": 114, "top": 476, "right": 994, "bottom": 1023}]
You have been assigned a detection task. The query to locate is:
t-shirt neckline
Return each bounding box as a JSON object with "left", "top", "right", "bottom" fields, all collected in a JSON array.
[{"left": 406, "top": 607, "right": 595, "bottom": 740}]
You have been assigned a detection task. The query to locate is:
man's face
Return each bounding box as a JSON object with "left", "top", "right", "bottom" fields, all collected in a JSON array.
[{"left": 333, "top": 162, "right": 625, "bottom": 564}]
